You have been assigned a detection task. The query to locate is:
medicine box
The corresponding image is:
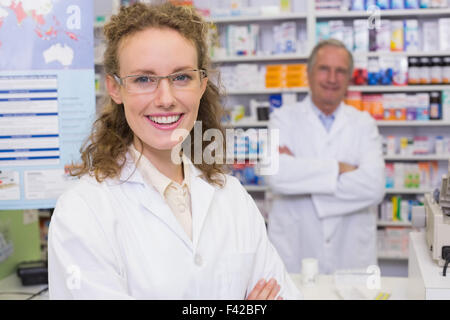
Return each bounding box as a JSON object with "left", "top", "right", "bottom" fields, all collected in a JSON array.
[
  {"left": 404, "top": 20, "right": 420, "bottom": 52},
  {"left": 390, "top": 20, "right": 404, "bottom": 51},
  {"left": 439, "top": 18, "right": 450, "bottom": 51}
]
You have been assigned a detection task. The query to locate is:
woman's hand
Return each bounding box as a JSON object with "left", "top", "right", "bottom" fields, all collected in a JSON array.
[{"left": 246, "top": 278, "right": 283, "bottom": 300}]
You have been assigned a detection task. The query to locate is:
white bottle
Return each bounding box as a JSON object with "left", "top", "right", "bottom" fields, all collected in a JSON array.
[{"left": 435, "top": 136, "right": 444, "bottom": 154}]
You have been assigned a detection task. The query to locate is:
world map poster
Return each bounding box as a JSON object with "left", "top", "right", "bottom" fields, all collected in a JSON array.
[{"left": 0, "top": 0, "right": 93, "bottom": 70}]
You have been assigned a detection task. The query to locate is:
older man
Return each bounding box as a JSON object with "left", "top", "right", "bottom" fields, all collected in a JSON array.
[{"left": 267, "top": 39, "right": 385, "bottom": 274}]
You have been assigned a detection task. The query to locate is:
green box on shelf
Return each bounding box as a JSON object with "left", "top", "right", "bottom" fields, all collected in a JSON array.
[{"left": 442, "top": 90, "right": 450, "bottom": 121}]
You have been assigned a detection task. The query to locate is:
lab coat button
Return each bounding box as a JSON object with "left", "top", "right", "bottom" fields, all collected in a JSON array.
[{"left": 194, "top": 254, "right": 202, "bottom": 266}]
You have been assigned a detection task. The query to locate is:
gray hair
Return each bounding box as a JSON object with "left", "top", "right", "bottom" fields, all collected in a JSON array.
[{"left": 307, "top": 39, "right": 354, "bottom": 76}]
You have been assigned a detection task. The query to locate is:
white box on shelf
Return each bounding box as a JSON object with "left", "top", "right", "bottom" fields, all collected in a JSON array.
[
  {"left": 376, "top": 19, "right": 391, "bottom": 52},
  {"left": 353, "top": 19, "right": 369, "bottom": 52},
  {"left": 342, "top": 26, "right": 354, "bottom": 52},
  {"left": 439, "top": 18, "right": 450, "bottom": 51},
  {"left": 329, "top": 20, "right": 345, "bottom": 42},
  {"left": 404, "top": 19, "right": 420, "bottom": 52},
  {"left": 422, "top": 20, "right": 439, "bottom": 52}
]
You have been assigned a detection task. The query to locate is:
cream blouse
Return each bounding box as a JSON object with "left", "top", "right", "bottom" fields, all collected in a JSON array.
[{"left": 129, "top": 145, "right": 192, "bottom": 241}]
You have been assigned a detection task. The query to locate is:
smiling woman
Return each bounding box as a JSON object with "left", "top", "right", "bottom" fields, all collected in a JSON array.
[
  {"left": 105, "top": 26, "right": 209, "bottom": 180},
  {"left": 47, "top": 2, "right": 302, "bottom": 300},
  {"left": 73, "top": 2, "right": 225, "bottom": 185}
]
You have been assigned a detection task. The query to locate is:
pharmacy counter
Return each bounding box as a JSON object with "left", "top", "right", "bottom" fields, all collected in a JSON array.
[
  {"left": 0, "top": 272, "right": 409, "bottom": 300},
  {"left": 290, "top": 273, "right": 409, "bottom": 300},
  {"left": 0, "top": 273, "right": 48, "bottom": 300}
]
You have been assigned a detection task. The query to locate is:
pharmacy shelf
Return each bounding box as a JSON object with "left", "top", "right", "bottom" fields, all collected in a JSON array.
[
  {"left": 213, "top": 51, "right": 450, "bottom": 62},
  {"left": 384, "top": 155, "right": 450, "bottom": 161},
  {"left": 227, "top": 155, "right": 260, "bottom": 162},
  {"left": 96, "top": 12, "right": 309, "bottom": 27},
  {"left": 209, "top": 12, "right": 308, "bottom": 23},
  {"left": 97, "top": 8, "right": 450, "bottom": 27},
  {"left": 223, "top": 121, "right": 269, "bottom": 128},
  {"left": 348, "top": 85, "right": 450, "bottom": 92},
  {"left": 227, "top": 87, "right": 309, "bottom": 95},
  {"left": 244, "top": 185, "right": 269, "bottom": 192},
  {"left": 377, "top": 253, "right": 408, "bottom": 260},
  {"left": 377, "top": 220, "right": 412, "bottom": 227},
  {"left": 359, "top": 51, "right": 450, "bottom": 58},
  {"left": 385, "top": 188, "right": 432, "bottom": 194},
  {"left": 223, "top": 120, "right": 450, "bottom": 128},
  {"left": 353, "top": 51, "right": 450, "bottom": 58},
  {"left": 212, "top": 53, "right": 308, "bottom": 63},
  {"left": 315, "top": 8, "right": 450, "bottom": 18},
  {"left": 376, "top": 120, "right": 450, "bottom": 126},
  {"left": 226, "top": 85, "right": 450, "bottom": 95}
]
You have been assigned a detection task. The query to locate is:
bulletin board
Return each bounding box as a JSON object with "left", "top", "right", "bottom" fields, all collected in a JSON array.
[{"left": 0, "top": 0, "right": 96, "bottom": 210}]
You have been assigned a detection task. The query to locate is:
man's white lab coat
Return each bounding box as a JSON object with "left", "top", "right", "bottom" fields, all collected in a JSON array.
[
  {"left": 267, "top": 95, "right": 385, "bottom": 274},
  {"left": 48, "top": 153, "right": 301, "bottom": 299}
]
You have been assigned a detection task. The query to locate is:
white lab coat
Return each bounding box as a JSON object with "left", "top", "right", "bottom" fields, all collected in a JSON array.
[
  {"left": 267, "top": 95, "right": 385, "bottom": 274},
  {"left": 48, "top": 153, "right": 302, "bottom": 300}
]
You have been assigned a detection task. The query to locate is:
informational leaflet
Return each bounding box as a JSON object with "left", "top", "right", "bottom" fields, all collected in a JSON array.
[
  {"left": 24, "top": 169, "right": 77, "bottom": 200},
  {"left": 0, "top": 170, "right": 20, "bottom": 200},
  {"left": 0, "top": 0, "right": 95, "bottom": 209},
  {"left": 0, "top": 75, "right": 60, "bottom": 166}
]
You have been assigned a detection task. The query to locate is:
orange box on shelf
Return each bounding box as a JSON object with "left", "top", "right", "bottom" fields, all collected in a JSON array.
[
  {"left": 286, "top": 84, "right": 305, "bottom": 88},
  {"left": 362, "top": 96, "right": 372, "bottom": 115},
  {"left": 345, "top": 91, "right": 362, "bottom": 111},
  {"left": 266, "top": 72, "right": 283, "bottom": 79},
  {"left": 370, "top": 94, "right": 384, "bottom": 120},
  {"left": 265, "top": 63, "right": 308, "bottom": 88},
  {"left": 286, "top": 64, "right": 306, "bottom": 72},
  {"left": 265, "top": 74, "right": 283, "bottom": 81},
  {"left": 266, "top": 65, "right": 285, "bottom": 73},
  {"left": 286, "top": 81, "right": 304, "bottom": 88},
  {"left": 285, "top": 71, "right": 304, "bottom": 77},
  {"left": 265, "top": 80, "right": 284, "bottom": 88},
  {"left": 393, "top": 107, "right": 406, "bottom": 121},
  {"left": 346, "top": 99, "right": 362, "bottom": 110},
  {"left": 361, "top": 94, "right": 384, "bottom": 119},
  {"left": 285, "top": 75, "right": 305, "bottom": 83}
]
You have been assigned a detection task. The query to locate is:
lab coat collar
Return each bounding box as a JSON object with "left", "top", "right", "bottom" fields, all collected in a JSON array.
[
  {"left": 116, "top": 151, "right": 146, "bottom": 185},
  {"left": 118, "top": 153, "right": 194, "bottom": 250},
  {"left": 115, "top": 150, "right": 217, "bottom": 252},
  {"left": 184, "top": 157, "right": 218, "bottom": 249},
  {"left": 304, "top": 95, "right": 348, "bottom": 137}
]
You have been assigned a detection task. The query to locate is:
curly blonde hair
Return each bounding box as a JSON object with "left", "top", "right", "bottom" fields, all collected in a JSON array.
[{"left": 72, "top": 2, "right": 227, "bottom": 186}]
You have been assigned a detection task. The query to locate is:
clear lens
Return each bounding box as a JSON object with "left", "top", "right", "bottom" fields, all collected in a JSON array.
[
  {"left": 122, "top": 70, "right": 205, "bottom": 93},
  {"left": 131, "top": 76, "right": 158, "bottom": 91}
]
